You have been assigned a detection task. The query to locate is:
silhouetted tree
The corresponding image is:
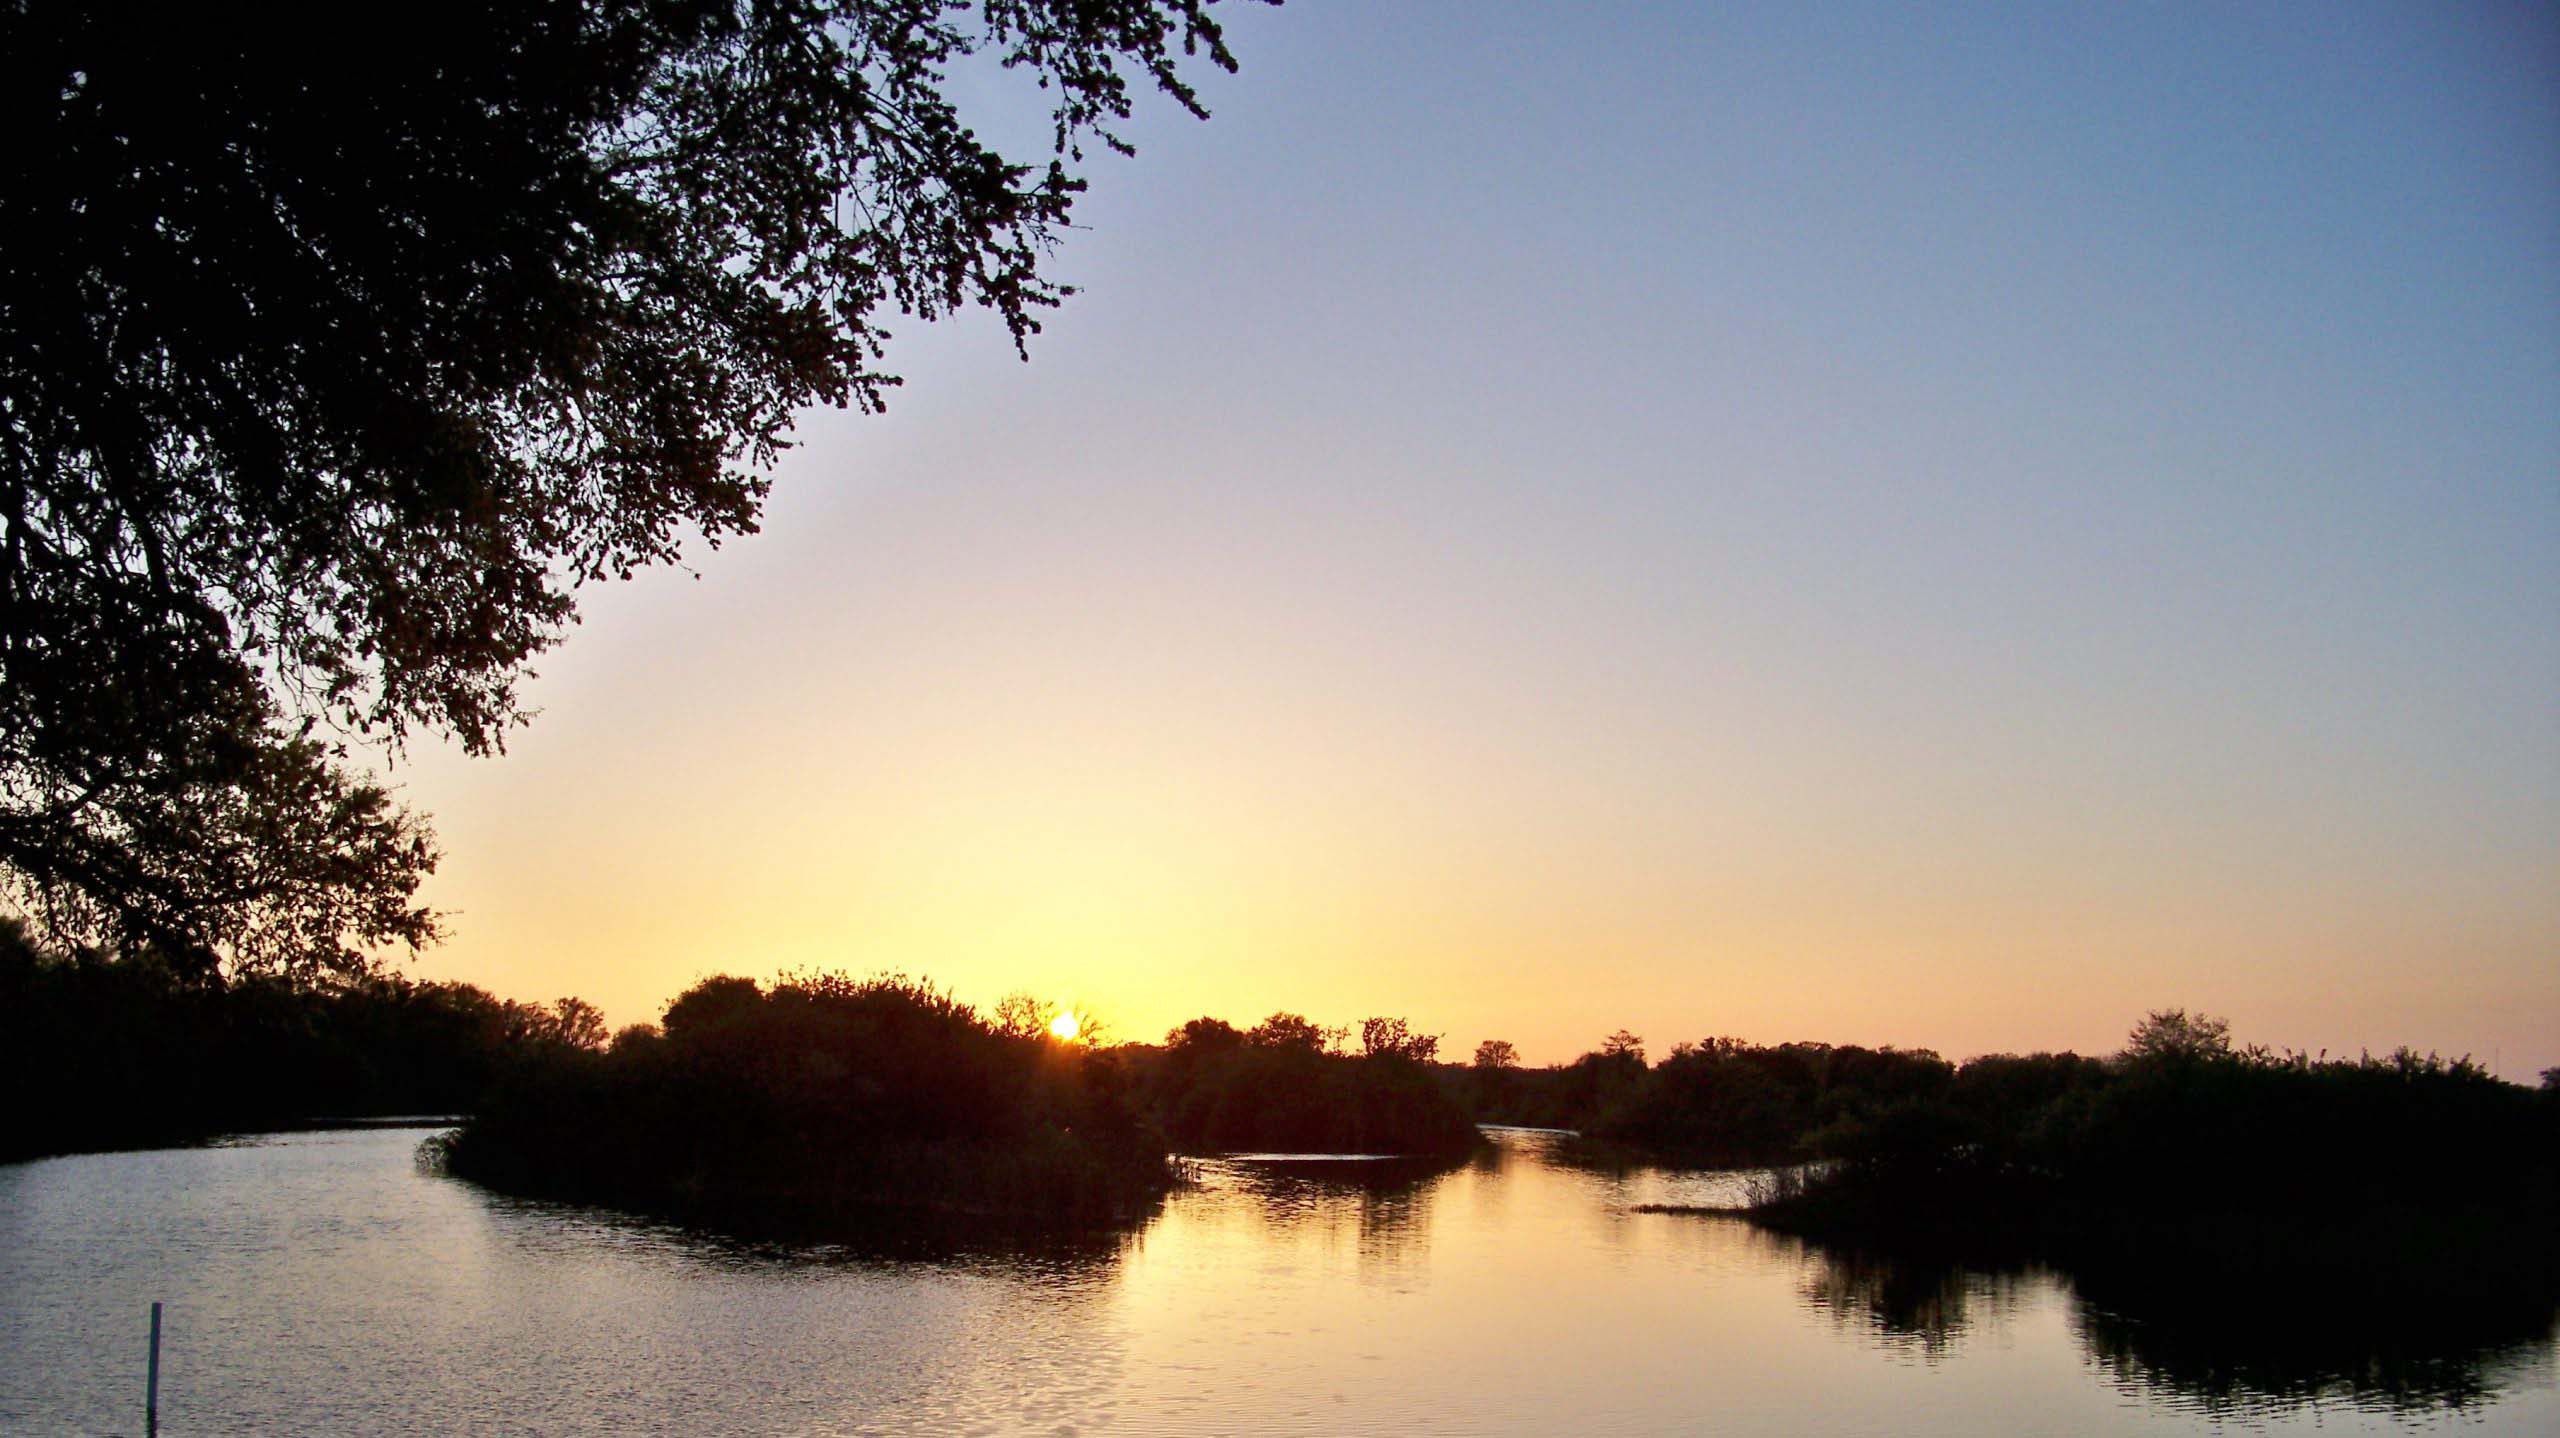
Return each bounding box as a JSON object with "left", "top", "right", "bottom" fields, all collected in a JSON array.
[
  {"left": 1, "top": 1, "right": 1260, "bottom": 978},
  {"left": 1601, "top": 1029, "right": 1646, "bottom": 1063},
  {"left": 662, "top": 975, "right": 766, "bottom": 1043},
  {"left": 993, "top": 992, "right": 1050, "bottom": 1041},
  {"left": 1359, "top": 1016, "right": 1438, "bottom": 1063},
  {"left": 0, "top": 917, "right": 615, "bottom": 1159},
  {"left": 1586, "top": 1038, "right": 1955, "bottom": 1163},
  {"left": 1720, "top": 1018, "right": 2560, "bottom": 1312},
  {"left": 2121, "top": 1009, "right": 2234, "bottom": 1066},
  {"left": 1143, "top": 1009, "right": 1477, "bottom": 1156},
  {"left": 1060, "top": 1006, "right": 1109, "bottom": 1045},
  {"left": 1166, "top": 1016, "right": 1245, "bottom": 1051},
  {"left": 544, "top": 997, "right": 611, "bottom": 1052},
  {"left": 1472, "top": 1039, "right": 1519, "bottom": 1070},
  {"left": 447, "top": 970, "right": 1176, "bottom": 1230},
  {"left": 1249, "top": 1012, "right": 1330, "bottom": 1053}
]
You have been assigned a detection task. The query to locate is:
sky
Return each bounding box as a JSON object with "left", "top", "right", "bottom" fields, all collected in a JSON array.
[{"left": 395, "top": 0, "right": 2559, "bottom": 1076}]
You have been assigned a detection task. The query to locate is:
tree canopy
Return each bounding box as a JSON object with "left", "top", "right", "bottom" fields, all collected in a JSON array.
[
  {"left": 2120, "top": 1008, "right": 2234, "bottom": 1066},
  {"left": 1357, "top": 1014, "right": 1438, "bottom": 1064},
  {"left": 1, "top": 0, "right": 1256, "bottom": 979}
]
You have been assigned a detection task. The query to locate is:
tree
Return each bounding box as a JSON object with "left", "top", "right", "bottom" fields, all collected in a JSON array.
[
  {"left": 2120, "top": 1008, "right": 2234, "bottom": 1066},
  {"left": 1, "top": 0, "right": 1257, "bottom": 980},
  {"left": 994, "top": 991, "right": 1050, "bottom": 1041},
  {"left": 609, "top": 1022, "right": 663, "bottom": 1055},
  {"left": 661, "top": 975, "right": 766, "bottom": 1042},
  {"left": 1247, "top": 1012, "right": 1329, "bottom": 1053},
  {"left": 545, "top": 996, "right": 612, "bottom": 1052},
  {"left": 1165, "top": 1016, "right": 1244, "bottom": 1051},
  {"left": 1600, "top": 1029, "right": 1645, "bottom": 1064},
  {"left": 1472, "top": 1038, "right": 1519, "bottom": 1070},
  {"left": 1358, "top": 1015, "right": 1438, "bottom": 1064}
]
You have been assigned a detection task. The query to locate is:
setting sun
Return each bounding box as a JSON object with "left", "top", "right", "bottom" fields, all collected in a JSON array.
[{"left": 1048, "top": 1011, "right": 1080, "bottom": 1042}]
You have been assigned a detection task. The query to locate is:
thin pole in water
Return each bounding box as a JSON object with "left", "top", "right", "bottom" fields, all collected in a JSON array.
[{"left": 146, "top": 1301, "right": 161, "bottom": 1438}]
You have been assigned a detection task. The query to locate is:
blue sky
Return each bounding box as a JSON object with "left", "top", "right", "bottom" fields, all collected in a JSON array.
[{"left": 405, "top": 1, "right": 2560, "bottom": 1073}]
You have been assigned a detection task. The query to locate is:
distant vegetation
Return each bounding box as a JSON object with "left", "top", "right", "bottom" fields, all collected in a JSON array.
[
  {"left": 442, "top": 987, "right": 1480, "bottom": 1235},
  {"left": 0, "top": 917, "right": 600, "bottom": 1163},
  {"left": 1130, "top": 1013, "right": 1480, "bottom": 1157},
  {"left": 6, "top": 913, "right": 1483, "bottom": 1232},
  {"left": 1535, "top": 1008, "right": 2560, "bottom": 1308},
  {"left": 441, "top": 973, "right": 1175, "bottom": 1233},
  {"left": 17, "top": 919, "right": 2550, "bottom": 1303}
]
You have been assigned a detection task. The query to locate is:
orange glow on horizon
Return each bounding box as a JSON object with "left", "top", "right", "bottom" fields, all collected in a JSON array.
[{"left": 382, "top": 8, "right": 2560, "bottom": 1087}]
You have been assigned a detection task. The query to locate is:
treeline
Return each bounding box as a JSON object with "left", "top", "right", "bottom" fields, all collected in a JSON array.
[
  {"left": 1749, "top": 1013, "right": 2560, "bottom": 1306},
  {"left": 1461, "top": 1028, "right": 2005, "bottom": 1162},
  {"left": 1128, "top": 1014, "right": 1479, "bottom": 1156},
  {"left": 442, "top": 973, "right": 1176, "bottom": 1233},
  {"left": 1503, "top": 1009, "right": 2560, "bottom": 1307},
  {"left": 1461, "top": 1011, "right": 2560, "bottom": 1166},
  {"left": 445, "top": 986, "right": 1483, "bottom": 1234},
  {"left": 0, "top": 918, "right": 603, "bottom": 1162},
  {"left": 32, "top": 919, "right": 2545, "bottom": 1296},
  {"left": 3, "top": 910, "right": 1486, "bottom": 1232},
  {"left": 6, "top": 916, "right": 1483, "bottom": 1233}
]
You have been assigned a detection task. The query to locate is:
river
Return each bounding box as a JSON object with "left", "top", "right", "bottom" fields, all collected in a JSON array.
[{"left": 2, "top": 1126, "right": 2552, "bottom": 1435}]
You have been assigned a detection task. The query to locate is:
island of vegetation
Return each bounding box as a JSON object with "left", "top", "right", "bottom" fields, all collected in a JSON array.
[
  {"left": 1531, "top": 1011, "right": 2560, "bottom": 1313},
  {"left": 441, "top": 977, "right": 1479, "bottom": 1232},
  {"left": 439, "top": 973, "right": 1180, "bottom": 1233},
  {"left": 4, "top": 917, "right": 1473, "bottom": 1231},
  {"left": 1134, "top": 1013, "right": 1481, "bottom": 1156},
  {"left": 11, "top": 911, "right": 2551, "bottom": 1304}
]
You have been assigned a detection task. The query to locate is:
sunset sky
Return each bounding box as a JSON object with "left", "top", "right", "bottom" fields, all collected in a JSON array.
[{"left": 395, "top": 1, "right": 2558, "bottom": 1076}]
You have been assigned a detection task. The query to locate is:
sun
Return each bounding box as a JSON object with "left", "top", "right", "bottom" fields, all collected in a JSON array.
[{"left": 1048, "top": 1011, "right": 1080, "bottom": 1042}]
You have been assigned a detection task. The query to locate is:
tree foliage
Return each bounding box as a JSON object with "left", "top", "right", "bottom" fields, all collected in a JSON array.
[
  {"left": 1147, "top": 1008, "right": 1478, "bottom": 1155},
  {"left": 1246, "top": 1011, "right": 1330, "bottom": 1053},
  {"left": 0, "top": 915, "right": 614, "bottom": 1160},
  {"left": 0, "top": 0, "right": 1256, "bottom": 978},
  {"left": 1358, "top": 1014, "right": 1438, "bottom": 1063},
  {"left": 993, "top": 991, "right": 1049, "bottom": 1040},
  {"left": 2120, "top": 1008, "right": 2234, "bottom": 1066},
  {"left": 445, "top": 970, "right": 1176, "bottom": 1231}
]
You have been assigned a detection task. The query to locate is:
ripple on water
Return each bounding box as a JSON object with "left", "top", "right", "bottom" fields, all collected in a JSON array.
[{"left": 0, "top": 1128, "right": 2552, "bottom": 1437}]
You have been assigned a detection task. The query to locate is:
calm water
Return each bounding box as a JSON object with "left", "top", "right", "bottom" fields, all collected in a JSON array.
[{"left": 2, "top": 1127, "right": 2552, "bottom": 1436}]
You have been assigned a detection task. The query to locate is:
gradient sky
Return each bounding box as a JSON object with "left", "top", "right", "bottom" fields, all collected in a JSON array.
[{"left": 395, "top": 1, "right": 2560, "bottom": 1076}]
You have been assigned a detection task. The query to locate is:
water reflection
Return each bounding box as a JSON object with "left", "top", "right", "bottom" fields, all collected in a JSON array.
[
  {"left": 4, "top": 1127, "right": 2555, "bottom": 1435},
  {"left": 465, "top": 1181, "right": 1143, "bottom": 1277},
  {"left": 2070, "top": 1264, "right": 2560, "bottom": 1421},
  {"left": 1776, "top": 1240, "right": 2031, "bottom": 1359},
  {"left": 1184, "top": 1151, "right": 1467, "bottom": 1284},
  {"left": 1754, "top": 1225, "right": 2560, "bottom": 1418}
]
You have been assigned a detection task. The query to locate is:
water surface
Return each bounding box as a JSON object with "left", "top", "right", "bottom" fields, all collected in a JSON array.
[{"left": 2, "top": 1127, "right": 2552, "bottom": 1435}]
